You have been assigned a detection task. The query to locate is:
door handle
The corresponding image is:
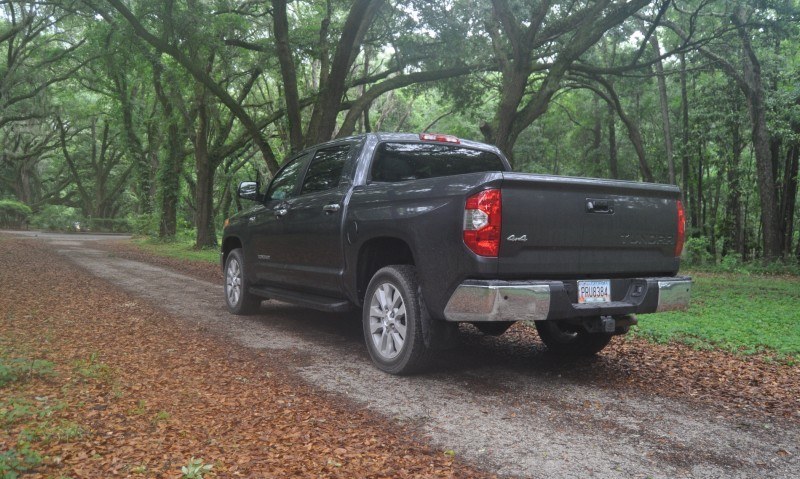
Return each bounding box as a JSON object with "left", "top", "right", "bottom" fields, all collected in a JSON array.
[
  {"left": 586, "top": 199, "right": 614, "bottom": 214},
  {"left": 274, "top": 205, "right": 289, "bottom": 217},
  {"left": 323, "top": 203, "right": 341, "bottom": 213}
]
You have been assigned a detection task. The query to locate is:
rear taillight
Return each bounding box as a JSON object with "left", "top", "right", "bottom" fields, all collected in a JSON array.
[
  {"left": 675, "top": 200, "right": 686, "bottom": 257},
  {"left": 463, "top": 189, "right": 501, "bottom": 257}
]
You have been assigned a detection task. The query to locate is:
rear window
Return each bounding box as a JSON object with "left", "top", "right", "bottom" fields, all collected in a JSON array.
[{"left": 370, "top": 142, "right": 504, "bottom": 183}]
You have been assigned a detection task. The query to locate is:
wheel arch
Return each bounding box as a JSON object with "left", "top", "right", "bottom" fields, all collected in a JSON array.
[
  {"left": 355, "top": 236, "right": 415, "bottom": 305},
  {"left": 221, "top": 236, "right": 243, "bottom": 271}
]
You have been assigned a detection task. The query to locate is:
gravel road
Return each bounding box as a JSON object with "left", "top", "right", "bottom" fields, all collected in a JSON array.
[{"left": 8, "top": 230, "right": 798, "bottom": 479}]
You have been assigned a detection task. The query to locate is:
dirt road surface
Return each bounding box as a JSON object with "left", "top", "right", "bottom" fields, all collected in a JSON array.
[{"left": 5, "top": 231, "right": 798, "bottom": 478}]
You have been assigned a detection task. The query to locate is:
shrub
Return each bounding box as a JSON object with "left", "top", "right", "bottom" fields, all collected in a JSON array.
[
  {"left": 683, "top": 236, "right": 713, "bottom": 266},
  {"left": 0, "top": 200, "right": 32, "bottom": 229},
  {"left": 30, "top": 205, "right": 83, "bottom": 232}
]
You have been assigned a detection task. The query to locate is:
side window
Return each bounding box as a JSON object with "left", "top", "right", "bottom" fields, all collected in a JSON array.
[
  {"left": 300, "top": 145, "right": 351, "bottom": 195},
  {"left": 267, "top": 154, "right": 308, "bottom": 201}
]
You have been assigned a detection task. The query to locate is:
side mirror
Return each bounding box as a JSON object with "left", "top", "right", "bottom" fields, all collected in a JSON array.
[{"left": 237, "top": 181, "right": 262, "bottom": 202}]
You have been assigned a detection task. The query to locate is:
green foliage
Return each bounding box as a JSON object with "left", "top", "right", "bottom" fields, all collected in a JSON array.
[
  {"left": 133, "top": 237, "right": 220, "bottom": 264},
  {"left": 683, "top": 236, "right": 714, "bottom": 266},
  {"left": 0, "top": 356, "right": 55, "bottom": 388},
  {"left": 0, "top": 397, "right": 66, "bottom": 427},
  {"left": 19, "top": 419, "right": 84, "bottom": 444},
  {"left": 30, "top": 206, "right": 84, "bottom": 232},
  {"left": 635, "top": 273, "right": 800, "bottom": 361},
  {"left": 72, "top": 353, "right": 113, "bottom": 382},
  {"left": 0, "top": 398, "right": 38, "bottom": 426},
  {"left": 181, "top": 458, "right": 213, "bottom": 479},
  {"left": 0, "top": 444, "right": 43, "bottom": 479},
  {"left": 130, "top": 213, "right": 159, "bottom": 236},
  {"left": 0, "top": 200, "right": 32, "bottom": 228}
]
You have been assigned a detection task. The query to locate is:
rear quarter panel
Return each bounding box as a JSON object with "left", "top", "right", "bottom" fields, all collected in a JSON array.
[{"left": 344, "top": 172, "right": 503, "bottom": 318}]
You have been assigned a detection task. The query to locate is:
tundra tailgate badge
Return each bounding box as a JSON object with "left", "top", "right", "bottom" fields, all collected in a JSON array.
[{"left": 507, "top": 234, "right": 528, "bottom": 242}]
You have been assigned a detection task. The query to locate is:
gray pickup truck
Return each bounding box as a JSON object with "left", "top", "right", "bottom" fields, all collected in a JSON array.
[{"left": 221, "top": 133, "right": 691, "bottom": 374}]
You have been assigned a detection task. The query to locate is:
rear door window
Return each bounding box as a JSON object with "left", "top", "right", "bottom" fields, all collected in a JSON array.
[
  {"left": 370, "top": 142, "right": 504, "bottom": 182},
  {"left": 300, "top": 144, "right": 351, "bottom": 195}
]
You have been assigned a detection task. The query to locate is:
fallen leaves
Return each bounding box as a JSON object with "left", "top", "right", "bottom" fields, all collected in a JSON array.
[{"left": 0, "top": 238, "right": 488, "bottom": 478}]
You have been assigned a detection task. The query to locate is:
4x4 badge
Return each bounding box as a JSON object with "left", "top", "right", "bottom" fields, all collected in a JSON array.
[{"left": 507, "top": 234, "right": 528, "bottom": 242}]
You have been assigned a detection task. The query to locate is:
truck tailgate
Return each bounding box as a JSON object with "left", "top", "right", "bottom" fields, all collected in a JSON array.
[{"left": 498, "top": 173, "right": 681, "bottom": 278}]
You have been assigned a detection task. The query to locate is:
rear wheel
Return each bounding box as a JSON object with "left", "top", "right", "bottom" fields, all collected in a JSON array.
[
  {"left": 362, "top": 265, "right": 433, "bottom": 375},
  {"left": 534, "top": 320, "right": 612, "bottom": 356},
  {"left": 224, "top": 248, "right": 261, "bottom": 315}
]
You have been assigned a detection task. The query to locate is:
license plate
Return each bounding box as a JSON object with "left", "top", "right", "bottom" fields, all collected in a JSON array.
[{"left": 578, "top": 280, "right": 611, "bottom": 304}]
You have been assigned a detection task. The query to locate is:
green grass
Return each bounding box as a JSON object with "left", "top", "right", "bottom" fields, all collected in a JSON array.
[
  {"left": 0, "top": 351, "right": 54, "bottom": 388},
  {"left": 635, "top": 272, "right": 800, "bottom": 361},
  {"left": 133, "top": 237, "right": 219, "bottom": 264}
]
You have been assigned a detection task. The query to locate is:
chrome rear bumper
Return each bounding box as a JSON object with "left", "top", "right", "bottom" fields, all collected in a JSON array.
[{"left": 442, "top": 277, "right": 691, "bottom": 322}]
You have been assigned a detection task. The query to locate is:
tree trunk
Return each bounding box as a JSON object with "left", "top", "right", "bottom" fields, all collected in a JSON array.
[
  {"left": 152, "top": 62, "right": 181, "bottom": 239},
  {"left": 607, "top": 103, "right": 618, "bottom": 179},
  {"left": 723, "top": 123, "right": 745, "bottom": 257},
  {"left": 597, "top": 77, "right": 653, "bottom": 182},
  {"left": 305, "top": 0, "right": 379, "bottom": 146},
  {"left": 194, "top": 87, "right": 217, "bottom": 248},
  {"left": 650, "top": 32, "right": 675, "bottom": 184},
  {"left": 781, "top": 142, "right": 799, "bottom": 256},
  {"left": 730, "top": 7, "right": 781, "bottom": 260},
  {"left": 271, "top": 0, "right": 304, "bottom": 152},
  {"left": 679, "top": 53, "right": 692, "bottom": 218}
]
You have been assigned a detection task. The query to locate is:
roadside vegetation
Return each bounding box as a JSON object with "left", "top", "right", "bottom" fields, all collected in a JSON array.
[
  {"left": 132, "top": 236, "right": 220, "bottom": 264},
  {"left": 0, "top": 342, "right": 83, "bottom": 478},
  {"left": 637, "top": 274, "right": 800, "bottom": 363}
]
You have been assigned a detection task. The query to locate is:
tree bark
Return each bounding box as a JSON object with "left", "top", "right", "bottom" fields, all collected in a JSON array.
[
  {"left": 194, "top": 85, "right": 217, "bottom": 248},
  {"left": 271, "top": 0, "right": 303, "bottom": 152},
  {"left": 607, "top": 102, "right": 618, "bottom": 179},
  {"left": 305, "top": 0, "right": 381, "bottom": 146},
  {"left": 679, "top": 53, "right": 691, "bottom": 210},
  {"left": 649, "top": 32, "right": 675, "bottom": 184},
  {"left": 112, "top": 70, "right": 152, "bottom": 214},
  {"left": 781, "top": 142, "right": 799, "bottom": 256},
  {"left": 152, "top": 60, "right": 182, "bottom": 238}
]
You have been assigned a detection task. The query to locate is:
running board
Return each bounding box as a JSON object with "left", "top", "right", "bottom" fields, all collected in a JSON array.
[{"left": 248, "top": 286, "right": 353, "bottom": 313}]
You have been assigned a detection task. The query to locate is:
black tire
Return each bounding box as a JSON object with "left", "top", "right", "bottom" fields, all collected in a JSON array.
[
  {"left": 224, "top": 248, "right": 262, "bottom": 315},
  {"left": 534, "top": 320, "right": 613, "bottom": 356},
  {"left": 362, "top": 265, "right": 433, "bottom": 375},
  {"left": 473, "top": 321, "right": 515, "bottom": 336}
]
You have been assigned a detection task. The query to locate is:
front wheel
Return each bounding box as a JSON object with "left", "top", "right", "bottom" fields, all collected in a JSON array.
[
  {"left": 362, "top": 265, "right": 433, "bottom": 375},
  {"left": 534, "top": 320, "right": 612, "bottom": 356},
  {"left": 224, "top": 248, "right": 262, "bottom": 315}
]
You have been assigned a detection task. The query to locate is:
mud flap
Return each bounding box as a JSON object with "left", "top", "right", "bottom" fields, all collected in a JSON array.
[{"left": 418, "top": 288, "right": 459, "bottom": 350}]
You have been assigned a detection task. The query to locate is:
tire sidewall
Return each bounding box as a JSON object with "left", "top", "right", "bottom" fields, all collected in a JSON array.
[
  {"left": 224, "top": 248, "right": 248, "bottom": 314},
  {"left": 362, "top": 266, "right": 422, "bottom": 374}
]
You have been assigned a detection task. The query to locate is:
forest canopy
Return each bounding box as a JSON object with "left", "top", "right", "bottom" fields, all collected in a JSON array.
[{"left": 1, "top": 0, "right": 798, "bottom": 264}]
